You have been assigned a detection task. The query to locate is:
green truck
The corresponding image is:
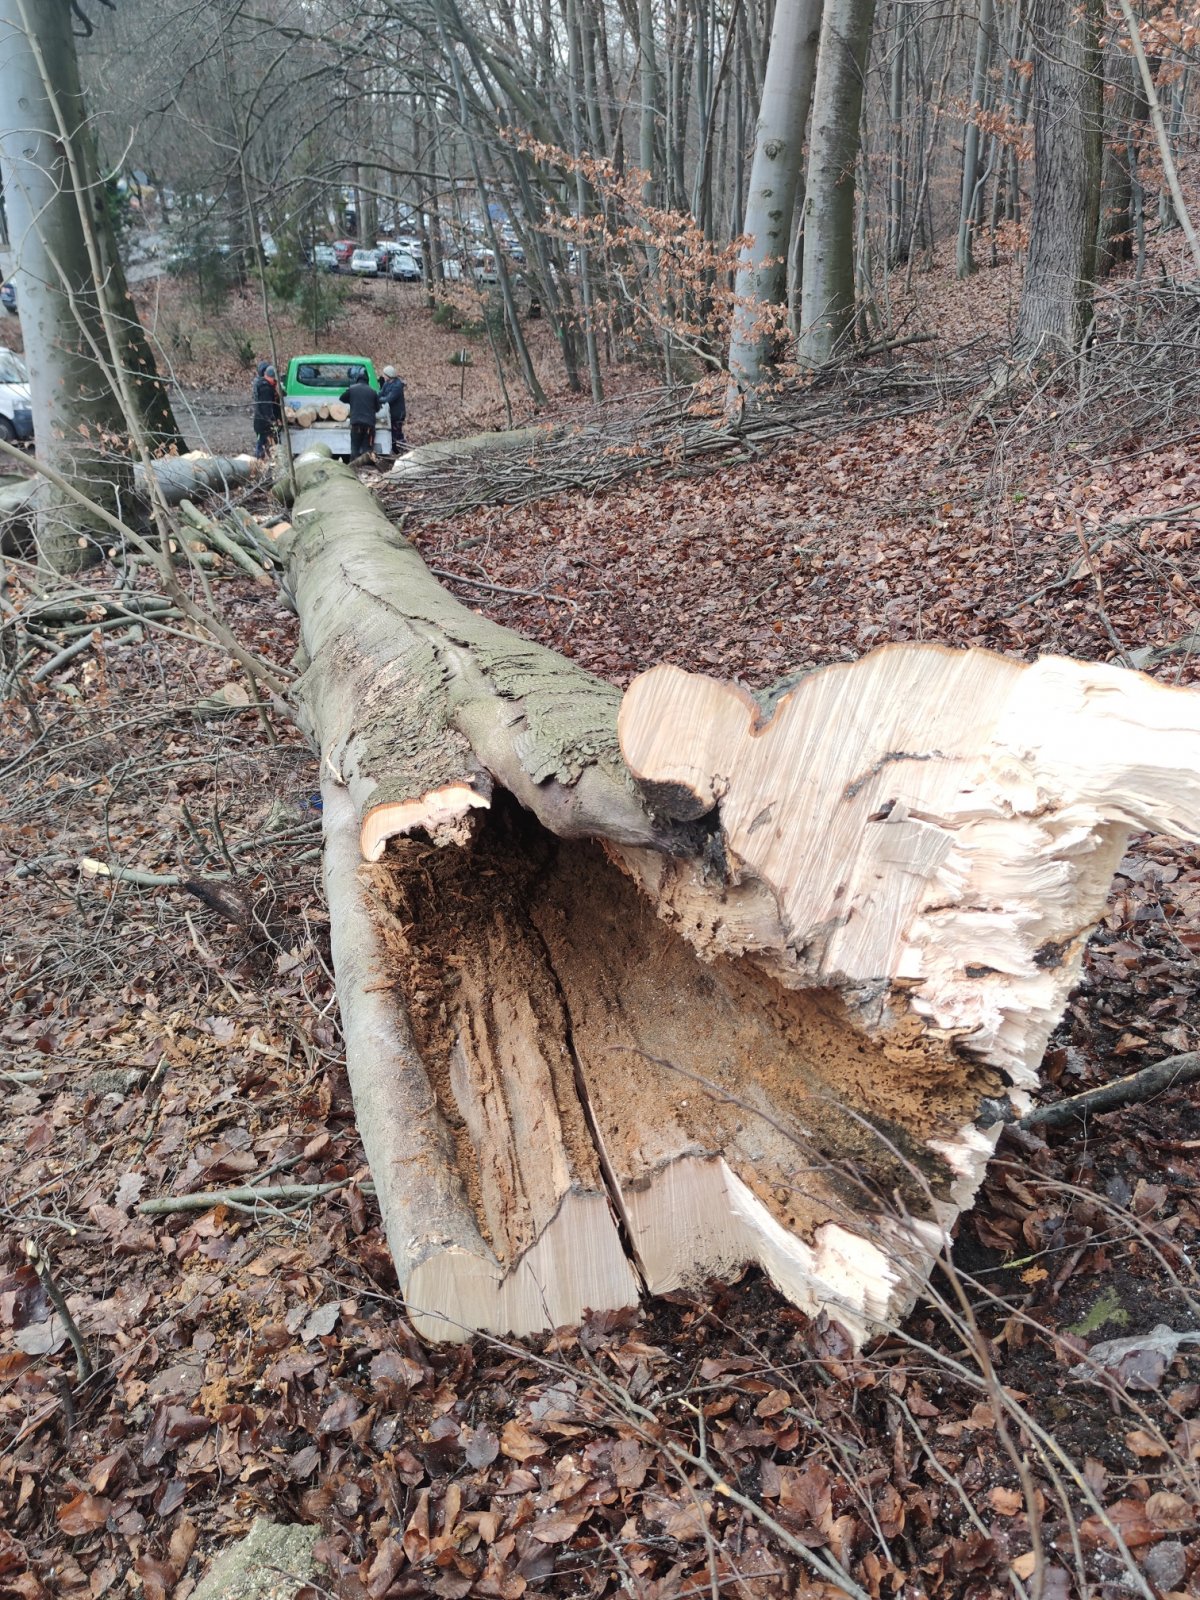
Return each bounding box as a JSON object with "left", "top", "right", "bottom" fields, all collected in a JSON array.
[{"left": 281, "top": 353, "right": 392, "bottom": 458}]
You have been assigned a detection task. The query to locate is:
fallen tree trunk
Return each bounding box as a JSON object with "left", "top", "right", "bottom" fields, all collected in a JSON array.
[
  {"left": 1, "top": 454, "right": 258, "bottom": 553},
  {"left": 284, "top": 444, "right": 1200, "bottom": 1344}
]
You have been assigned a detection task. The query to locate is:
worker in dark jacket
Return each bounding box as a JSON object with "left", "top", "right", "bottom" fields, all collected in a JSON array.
[
  {"left": 339, "top": 373, "right": 381, "bottom": 461},
  {"left": 251, "top": 364, "right": 282, "bottom": 459},
  {"left": 379, "top": 366, "right": 406, "bottom": 450}
]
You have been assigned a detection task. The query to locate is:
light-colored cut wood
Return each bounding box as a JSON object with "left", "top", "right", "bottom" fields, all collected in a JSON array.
[
  {"left": 284, "top": 447, "right": 1200, "bottom": 1346},
  {"left": 322, "top": 778, "right": 639, "bottom": 1343},
  {"left": 618, "top": 650, "right": 1200, "bottom": 1084}
]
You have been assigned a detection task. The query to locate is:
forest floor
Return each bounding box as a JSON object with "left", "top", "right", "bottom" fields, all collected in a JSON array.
[{"left": 2, "top": 234, "right": 1200, "bottom": 1600}]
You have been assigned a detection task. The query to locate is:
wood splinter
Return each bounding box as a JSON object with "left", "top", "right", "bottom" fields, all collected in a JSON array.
[{"left": 283, "top": 446, "right": 1200, "bottom": 1344}]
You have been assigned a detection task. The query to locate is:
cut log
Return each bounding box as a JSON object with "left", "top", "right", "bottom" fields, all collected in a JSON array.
[
  {"left": 1, "top": 455, "right": 257, "bottom": 539},
  {"left": 177, "top": 500, "right": 272, "bottom": 583},
  {"left": 283, "top": 445, "right": 1200, "bottom": 1345},
  {"left": 295, "top": 407, "right": 317, "bottom": 429},
  {"left": 327, "top": 401, "right": 350, "bottom": 422},
  {"left": 140, "top": 454, "right": 257, "bottom": 505}
]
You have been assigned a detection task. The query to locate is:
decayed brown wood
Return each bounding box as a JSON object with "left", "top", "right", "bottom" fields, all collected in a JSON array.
[{"left": 283, "top": 444, "right": 1200, "bottom": 1344}]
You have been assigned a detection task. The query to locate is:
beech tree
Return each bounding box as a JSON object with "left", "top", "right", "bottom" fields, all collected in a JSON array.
[
  {"left": 1015, "top": 0, "right": 1103, "bottom": 358},
  {"left": 0, "top": 0, "right": 183, "bottom": 570},
  {"left": 955, "top": 0, "right": 994, "bottom": 279},
  {"left": 797, "top": 0, "right": 877, "bottom": 367},
  {"left": 727, "top": 0, "right": 824, "bottom": 398}
]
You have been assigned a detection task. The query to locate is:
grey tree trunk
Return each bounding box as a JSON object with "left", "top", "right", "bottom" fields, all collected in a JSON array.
[
  {"left": 0, "top": 0, "right": 167, "bottom": 568},
  {"left": 956, "top": 0, "right": 994, "bottom": 278},
  {"left": 1015, "top": 0, "right": 1103, "bottom": 359},
  {"left": 727, "top": 0, "right": 824, "bottom": 397},
  {"left": 1096, "top": 46, "right": 1145, "bottom": 276},
  {"left": 886, "top": 1, "right": 907, "bottom": 267},
  {"left": 797, "top": 0, "right": 878, "bottom": 367}
]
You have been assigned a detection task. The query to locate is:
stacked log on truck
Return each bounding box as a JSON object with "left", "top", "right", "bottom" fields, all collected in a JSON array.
[
  {"left": 288, "top": 401, "right": 350, "bottom": 429},
  {"left": 278, "top": 442, "right": 1200, "bottom": 1347}
]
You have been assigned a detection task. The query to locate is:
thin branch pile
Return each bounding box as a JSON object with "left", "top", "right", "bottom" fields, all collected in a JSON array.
[{"left": 282, "top": 444, "right": 1200, "bottom": 1344}]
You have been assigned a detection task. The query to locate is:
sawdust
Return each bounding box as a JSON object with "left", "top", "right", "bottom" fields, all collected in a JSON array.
[{"left": 364, "top": 797, "right": 998, "bottom": 1262}]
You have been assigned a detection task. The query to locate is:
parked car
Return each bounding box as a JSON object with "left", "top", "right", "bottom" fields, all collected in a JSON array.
[
  {"left": 0, "top": 281, "right": 15, "bottom": 313},
  {"left": 389, "top": 250, "right": 421, "bottom": 282},
  {"left": 439, "top": 258, "right": 464, "bottom": 283},
  {"left": 349, "top": 248, "right": 379, "bottom": 277},
  {"left": 312, "top": 245, "right": 338, "bottom": 272},
  {"left": 0, "top": 347, "right": 33, "bottom": 443},
  {"left": 332, "top": 238, "right": 357, "bottom": 265}
]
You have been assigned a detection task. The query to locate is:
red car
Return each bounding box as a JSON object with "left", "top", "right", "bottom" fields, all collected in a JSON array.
[{"left": 331, "top": 239, "right": 357, "bottom": 265}]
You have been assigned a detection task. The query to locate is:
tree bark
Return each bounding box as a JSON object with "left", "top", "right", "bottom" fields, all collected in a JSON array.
[
  {"left": 956, "top": 0, "right": 994, "bottom": 279},
  {"left": 1096, "top": 44, "right": 1144, "bottom": 276},
  {"left": 285, "top": 446, "right": 1200, "bottom": 1344},
  {"left": 797, "top": 0, "right": 878, "bottom": 366},
  {"left": 727, "top": 0, "right": 824, "bottom": 399},
  {"left": 0, "top": 0, "right": 135, "bottom": 569},
  {"left": 1014, "top": 0, "right": 1103, "bottom": 359}
]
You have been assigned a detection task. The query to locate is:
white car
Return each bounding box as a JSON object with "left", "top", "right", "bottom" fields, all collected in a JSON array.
[
  {"left": 349, "top": 248, "right": 379, "bottom": 277},
  {"left": 0, "top": 347, "right": 33, "bottom": 443}
]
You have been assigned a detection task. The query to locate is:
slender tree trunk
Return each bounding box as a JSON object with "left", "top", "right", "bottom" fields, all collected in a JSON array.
[
  {"left": 1015, "top": 0, "right": 1102, "bottom": 359},
  {"left": 956, "top": 0, "right": 994, "bottom": 278},
  {"left": 568, "top": 0, "right": 603, "bottom": 400},
  {"left": 727, "top": 0, "right": 824, "bottom": 397},
  {"left": 886, "top": 0, "right": 907, "bottom": 266},
  {"left": 439, "top": 25, "right": 547, "bottom": 406},
  {"left": 797, "top": 0, "right": 878, "bottom": 366},
  {"left": 0, "top": 0, "right": 135, "bottom": 570},
  {"left": 1159, "top": 74, "right": 1186, "bottom": 231},
  {"left": 1096, "top": 45, "right": 1145, "bottom": 276}
]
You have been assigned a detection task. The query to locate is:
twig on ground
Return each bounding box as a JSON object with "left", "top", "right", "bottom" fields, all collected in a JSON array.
[
  {"left": 138, "top": 1178, "right": 371, "bottom": 1215},
  {"left": 24, "top": 1237, "right": 92, "bottom": 1382},
  {"left": 1020, "top": 1051, "right": 1200, "bottom": 1129},
  {"left": 1072, "top": 513, "right": 1131, "bottom": 667},
  {"left": 29, "top": 624, "right": 141, "bottom": 684},
  {"left": 428, "top": 565, "right": 577, "bottom": 606}
]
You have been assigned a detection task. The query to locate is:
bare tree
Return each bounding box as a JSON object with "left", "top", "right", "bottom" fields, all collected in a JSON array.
[
  {"left": 727, "top": 0, "right": 824, "bottom": 398},
  {"left": 1015, "top": 0, "right": 1102, "bottom": 358},
  {"left": 797, "top": 0, "right": 877, "bottom": 367},
  {"left": 0, "top": 0, "right": 139, "bottom": 568}
]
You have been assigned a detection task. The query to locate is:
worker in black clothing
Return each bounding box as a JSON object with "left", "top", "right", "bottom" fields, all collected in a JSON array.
[
  {"left": 379, "top": 365, "right": 406, "bottom": 451},
  {"left": 251, "top": 363, "right": 282, "bottom": 459},
  {"left": 339, "top": 371, "right": 381, "bottom": 460}
]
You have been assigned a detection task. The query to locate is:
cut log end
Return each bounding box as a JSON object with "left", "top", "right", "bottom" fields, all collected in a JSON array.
[
  {"left": 404, "top": 1189, "right": 640, "bottom": 1344},
  {"left": 347, "top": 790, "right": 998, "bottom": 1344},
  {"left": 359, "top": 784, "right": 491, "bottom": 860}
]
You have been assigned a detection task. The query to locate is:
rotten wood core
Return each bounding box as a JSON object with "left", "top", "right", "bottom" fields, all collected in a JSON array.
[{"left": 288, "top": 446, "right": 1200, "bottom": 1345}]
